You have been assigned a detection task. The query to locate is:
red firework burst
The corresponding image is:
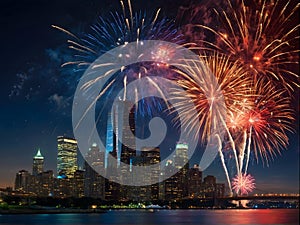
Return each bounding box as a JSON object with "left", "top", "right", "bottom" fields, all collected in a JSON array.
[
  {"left": 195, "top": 0, "right": 299, "bottom": 90},
  {"left": 232, "top": 173, "right": 256, "bottom": 195},
  {"left": 229, "top": 78, "right": 294, "bottom": 163}
]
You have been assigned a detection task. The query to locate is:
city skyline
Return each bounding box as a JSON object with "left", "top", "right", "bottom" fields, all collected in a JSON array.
[
  {"left": 11, "top": 136, "right": 226, "bottom": 201},
  {"left": 0, "top": 0, "right": 299, "bottom": 195},
  {"left": 5, "top": 134, "right": 299, "bottom": 196}
]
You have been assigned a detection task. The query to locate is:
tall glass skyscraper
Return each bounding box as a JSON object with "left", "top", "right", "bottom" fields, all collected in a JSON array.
[
  {"left": 84, "top": 143, "right": 105, "bottom": 199},
  {"left": 106, "top": 99, "right": 136, "bottom": 169},
  {"left": 32, "top": 148, "right": 44, "bottom": 176},
  {"left": 14, "top": 170, "right": 30, "bottom": 192},
  {"left": 174, "top": 142, "right": 189, "bottom": 199},
  {"left": 174, "top": 142, "right": 189, "bottom": 169},
  {"left": 106, "top": 100, "right": 123, "bottom": 168},
  {"left": 57, "top": 136, "right": 78, "bottom": 178},
  {"left": 106, "top": 100, "right": 136, "bottom": 200},
  {"left": 162, "top": 142, "right": 189, "bottom": 200},
  {"left": 141, "top": 147, "right": 161, "bottom": 201},
  {"left": 120, "top": 100, "right": 136, "bottom": 166}
]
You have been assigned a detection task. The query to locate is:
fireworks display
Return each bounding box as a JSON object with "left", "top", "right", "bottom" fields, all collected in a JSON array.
[
  {"left": 232, "top": 173, "right": 256, "bottom": 195},
  {"left": 171, "top": 0, "right": 297, "bottom": 196},
  {"left": 195, "top": 0, "right": 299, "bottom": 90},
  {"left": 54, "top": 1, "right": 183, "bottom": 70},
  {"left": 53, "top": 0, "right": 185, "bottom": 117},
  {"left": 54, "top": 0, "right": 298, "bottom": 196},
  {"left": 230, "top": 78, "right": 294, "bottom": 166},
  {"left": 171, "top": 52, "right": 251, "bottom": 142}
]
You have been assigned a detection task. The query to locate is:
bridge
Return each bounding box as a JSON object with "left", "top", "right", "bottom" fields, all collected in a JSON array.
[{"left": 222, "top": 194, "right": 299, "bottom": 201}]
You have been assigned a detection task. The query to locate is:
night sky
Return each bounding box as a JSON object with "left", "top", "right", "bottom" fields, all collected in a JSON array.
[{"left": 0, "top": 0, "right": 299, "bottom": 194}]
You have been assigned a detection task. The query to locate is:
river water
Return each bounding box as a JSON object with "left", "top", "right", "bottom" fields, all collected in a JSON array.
[{"left": 0, "top": 209, "right": 298, "bottom": 225}]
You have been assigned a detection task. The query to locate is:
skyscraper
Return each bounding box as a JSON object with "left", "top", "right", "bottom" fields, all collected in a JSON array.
[
  {"left": 129, "top": 147, "right": 161, "bottom": 201},
  {"left": 105, "top": 151, "right": 120, "bottom": 201},
  {"left": 119, "top": 100, "right": 136, "bottom": 200},
  {"left": 73, "top": 170, "right": 85, "bottom": 198},
  {"left": 140, "top": 147, "right": 161, "bottom": 201},
  {"left": 84, "top": 143, "right": 105, "bottom": 199},
  {"left": 106, "top": 101, "right": 122, "bottom": 169},
  {"left": 14, "top": 170, "right": 30, "bottom": 192},
  {"left": 174, "top": 142, "right": 189, "bottom": 199},
  {"left": 106, "top": 110, "right": 114, "bottom": 167},
  {"left": 174, "top": 142, "right": 189, "bottom": 170},
  {"left": 120, "top": 100, "right": 136, "bottom": 166},
  {"left": 201, "top": 175, "right": 216, "bottom": 198},
  {"left": 32, "top": 148, "right": 44, "bottom": 176},
  {"left": 163, "top": 160, "right": 179, "bottom": 201},
  {"left": 188, "top": 164, "right": 202, "bottom": 198},
  {"left": 36, "top": 170, "right": 54, "bottom": 197},
  {"left": 57, "top": 136, "right": 78, "bottom": 178},
  {"left": 106, "top": 100, "right": 136, "bottom": 170}
]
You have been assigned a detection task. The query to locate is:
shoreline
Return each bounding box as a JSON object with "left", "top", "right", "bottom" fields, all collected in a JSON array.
[
  {"left": 1, "top": 207, "right": 298, "bottom": 214},
  {"left": 0, "top": 208, "right": 107, "bottom": 214}
]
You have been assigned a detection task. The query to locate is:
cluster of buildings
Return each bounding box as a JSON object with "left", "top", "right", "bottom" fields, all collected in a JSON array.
[{"left": 13, "top": 100, "right": 225, "bottom": 202}]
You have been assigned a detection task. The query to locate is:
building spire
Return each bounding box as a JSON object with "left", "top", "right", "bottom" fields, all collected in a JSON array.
[{"left": 34, "top": 148, "right": 44, "bottom": 159}]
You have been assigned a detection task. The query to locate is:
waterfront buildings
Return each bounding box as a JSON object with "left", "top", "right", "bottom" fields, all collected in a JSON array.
[
  {"left": 57, "top": 136, "right": 78, "bottom": 178},
  {"left": 188, "top": 164, "right": 203, "bottom": 198},
  {"left": 14, "top": 170, "right": 30, "bottom": 193},
  {"left": 32, "top": 149, "right": 44, "bottom": 176},
  {"left": 129, "top": 147, "right": 161, "bottom": 202},
  {"left": 174, "top": 142, "right": 189, "bottom": 199},
  {"left": 120, "top": 100, "right": 136, "bottom": 169},
  {"left": 13, "top": 142, "right": 225, "bottom": 201},
  {"left": 84, "top": 143, "right": 105, "bottom": 199}
]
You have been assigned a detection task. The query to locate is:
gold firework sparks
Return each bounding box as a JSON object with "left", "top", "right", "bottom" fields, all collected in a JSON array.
[
  {"left": 171, "top": 52, "right": 251, "bottom": 142},
  {"left": 195, "top": 0, "right": 299, "bottom": 90}
]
